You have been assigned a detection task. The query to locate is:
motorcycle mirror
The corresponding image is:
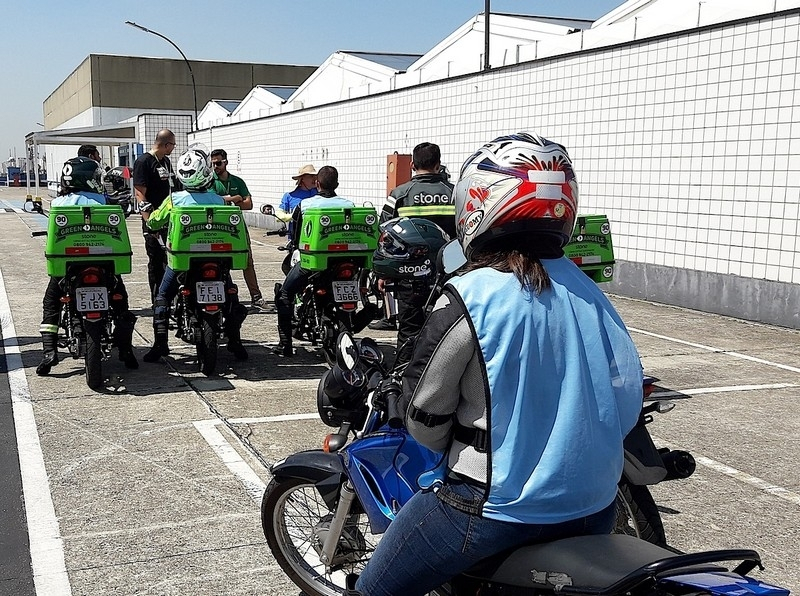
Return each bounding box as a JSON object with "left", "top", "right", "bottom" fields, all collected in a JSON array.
[
  {"left": 438, "top": 240, "right": 467, "bottom": 275},
  {"left": 357, "top": 337, "right": 383, "bottom": 366},
  {"left": 336, "top": 332, "right": 359, "bottom": 372},
  {"left": 260, "top": 204, "right": 275, "bottom": 216}
]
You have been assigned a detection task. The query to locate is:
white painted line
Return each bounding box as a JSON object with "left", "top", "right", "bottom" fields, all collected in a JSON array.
[
  {"left": 656, "top": 439, "right": 800, "bottom": 507},
  {"left": 0, "top": 269, "right": 72, "bottom": 595},
  {"left": 193, "top": 420, "right": 267, "bottom": 504},
  {"left": 225, "top": 413, "right": 319, "bottom": 425},
  {"left": 652, "top": 382, "right": 798, "bottom": 398},
  {"left": 628, "top": 327, "right": 800, "bottom": 374}
]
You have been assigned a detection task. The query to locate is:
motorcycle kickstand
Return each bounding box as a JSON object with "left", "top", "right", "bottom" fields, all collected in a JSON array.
[{"left": 319, "top": 481, "right": 357, "bottom": 568}]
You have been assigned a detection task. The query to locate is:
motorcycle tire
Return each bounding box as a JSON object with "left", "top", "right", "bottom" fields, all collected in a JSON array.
[
  {"left": 261, "top": 477, "right": 379, "bottom": 596},
  {"left": 614, "top": 479, "right": 667, "bottom": 546},
  {"left": 84, "top": 323, "right": 104, "bottom": 390},
  {"left": 196, "top": 318, "right": 217, "bottom": 376}
]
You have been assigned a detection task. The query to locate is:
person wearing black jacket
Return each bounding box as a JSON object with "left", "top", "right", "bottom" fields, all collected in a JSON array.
[{"left": 377, "top": 142, "right": 454, "bottom": 365}]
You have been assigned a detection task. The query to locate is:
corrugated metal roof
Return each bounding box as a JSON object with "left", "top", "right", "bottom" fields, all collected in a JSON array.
[
  {"left": 344, "top": 52, "right": 423, "bottom": 72},
  {"left": 257, "top": 86, "right": 297, "bottom": 101},
  {"left": 214, "top": 100, "right": 241, "bottom": 113}
]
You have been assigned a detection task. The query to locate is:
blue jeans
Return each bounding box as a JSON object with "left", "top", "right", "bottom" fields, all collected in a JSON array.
[{"left": 356, "top": 481, "right": 615, "bottom": 596}]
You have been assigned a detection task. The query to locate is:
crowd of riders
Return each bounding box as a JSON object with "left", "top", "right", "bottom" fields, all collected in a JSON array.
[{"left": 35, "top": 131, "right": 649, "bottom": 596}]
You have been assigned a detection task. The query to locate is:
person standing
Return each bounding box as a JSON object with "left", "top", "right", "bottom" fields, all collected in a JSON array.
[
  {"left": 375, "top": 142, "right": 455, "bottom": 365},
  {"left": 133, "top": 129, "right": 180, "bottom": 303},
  {"left": 210, "top": 148, "right": 265, "bottom": 310},
  {"left": 278, "top": 164, "right": 318, "bottom": 242}
]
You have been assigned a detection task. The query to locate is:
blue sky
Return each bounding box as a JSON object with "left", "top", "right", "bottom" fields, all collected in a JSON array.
[{"left": 0, "top": 1, "right": 622, "bottom": 161}]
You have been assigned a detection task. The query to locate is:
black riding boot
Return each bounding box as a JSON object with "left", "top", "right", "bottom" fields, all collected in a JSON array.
[
  {"left": 273, "top": 290, "right": 294, "bottom": 357},
  {"left": 36, "top": 332, "right": 59, "bottom": 376},
  {"left": 343, "top": 574, "right": 362, "bottom": 595},
  {"left": 114, "top": 311, "right": 139, "bottom": 369},
  {"left": 225, "top": 303, "right": 249, "bottom": 361},
  {"left": 144, "top": 298, "right": 170, "bottom": 363}
]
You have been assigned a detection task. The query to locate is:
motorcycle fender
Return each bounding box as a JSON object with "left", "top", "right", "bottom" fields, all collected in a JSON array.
[
  {"left": 271, "top": 450, "right": 345, "bottom": 510},
  {"left": 623, "top": 424, "right": 668, "bottom": 485}
]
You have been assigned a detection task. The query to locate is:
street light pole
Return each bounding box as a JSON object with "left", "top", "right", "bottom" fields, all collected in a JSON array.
[
  {"left": 125, "top": 21, "right": 198, "bottom": 131},
  {"left": 484, "top": 0, "right": 491, "bottom": 71}
]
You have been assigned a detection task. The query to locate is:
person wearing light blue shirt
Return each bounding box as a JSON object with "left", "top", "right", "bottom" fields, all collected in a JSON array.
[{"left": 272, "top": 166, "right": 354, "bottom": 357}]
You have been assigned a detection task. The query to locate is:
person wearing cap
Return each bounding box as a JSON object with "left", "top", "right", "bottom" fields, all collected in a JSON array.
[
  {"left": 278, "top": 164, "right": 318, "bottom": 242},
  {"left": 210, "top": 148, "right": 266, "bottom": 311}
]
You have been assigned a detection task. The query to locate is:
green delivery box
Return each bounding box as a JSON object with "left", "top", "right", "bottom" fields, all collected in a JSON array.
[
  {"left": 166, "top": 205, "right": 249, "bottom": 271},
  {"left": 298, "top": 207, "right": 379, "bottom": 271},
  {"left": 563, "top": 214, "right": 615, "bottom": 283},
  {"left": 45, "top": 205, "right": 132, "bottom": 277}
]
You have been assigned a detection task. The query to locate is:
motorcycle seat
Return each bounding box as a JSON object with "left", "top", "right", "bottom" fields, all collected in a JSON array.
[{"left": 461, "top": 534, "right": 723, "bottom": 591}]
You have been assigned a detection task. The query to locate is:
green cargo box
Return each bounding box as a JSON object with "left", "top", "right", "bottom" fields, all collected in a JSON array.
[
  {"left": 298, "top": 206, "right": 379, "bottom": 271},
  {"left": 563, "top": 214, "right": 615, "bottom": 283},
  {"left": 166, "top": 205, "right": 249, "bottom": 272},
  {"left": 45, "top": 205, "right": 132, "bottom": 277}
]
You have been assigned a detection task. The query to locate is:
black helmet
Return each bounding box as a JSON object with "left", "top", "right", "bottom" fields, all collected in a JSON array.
[
  {"left": 103, "top": 168, "right": 127, "bottom": 193},
  {"left": 60, "top": 157, "right": 104, "bottom": 194},
  {"left": 372, "top": 217, "right": 449, "bottom": 280}
]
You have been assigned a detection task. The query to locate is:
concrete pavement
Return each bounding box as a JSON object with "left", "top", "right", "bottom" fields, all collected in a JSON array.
[{"left": 0, "top": 184, "right": 798, "bottom": 595}]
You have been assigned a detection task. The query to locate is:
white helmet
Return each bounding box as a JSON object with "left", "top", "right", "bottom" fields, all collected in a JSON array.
[
  {"left": 454, "top": 132, "right": 578, "bottom": 257},
  {"left": 176, "top": 148, "right": 213, "bottom": 191}
]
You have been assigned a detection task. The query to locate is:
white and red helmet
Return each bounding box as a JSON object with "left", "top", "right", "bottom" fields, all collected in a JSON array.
[{"left": 454, "top": 132, "right": 578, "bottom": 257}]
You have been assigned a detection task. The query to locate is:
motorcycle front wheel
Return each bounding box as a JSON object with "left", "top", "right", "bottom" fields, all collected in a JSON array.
[
  {"left": 84, "top": 323, "right": 104, "bottom": 390},
  {"left": 196, "top": 317, "right": 217, "bottom": 376},
  {"left": 614, "top": 479, "right": 667, "bottom": 546},
  {"left": 262, "top": 477, "right": 379, "bottom": 596}
]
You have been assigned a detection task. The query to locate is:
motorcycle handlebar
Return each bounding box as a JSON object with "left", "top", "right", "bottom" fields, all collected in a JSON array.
[{"left": 266, "top": 229, "right": 287, "bottom": 237}]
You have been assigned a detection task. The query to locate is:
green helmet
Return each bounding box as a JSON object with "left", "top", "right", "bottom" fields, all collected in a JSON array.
[
  {"left": 176, "top": 148, "right": 214, "bottom": 191},
  {"left": 60, "top": 157, "right": 104, "bottom": 194},
  {"left": 372, "top": 217, "right": 450, "bottom": 280}
]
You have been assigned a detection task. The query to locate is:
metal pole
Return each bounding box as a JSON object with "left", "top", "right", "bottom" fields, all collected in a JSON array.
[
  {"left": 484, "top": 0, "right": 491, "bottom": 71},
  {"left": 125, "top": 21, "right": 198, "bottom": 131}
]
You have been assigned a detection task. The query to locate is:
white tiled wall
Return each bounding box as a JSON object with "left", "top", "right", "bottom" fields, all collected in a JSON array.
[{"left": 191, "top": 10, "right": 800, "bottom": 289}]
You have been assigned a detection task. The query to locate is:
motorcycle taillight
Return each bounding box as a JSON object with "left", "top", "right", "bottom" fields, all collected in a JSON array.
[
  {"left": 81, "top": 267, "right": 102, "bottom": 285},
  {"left": 201, "top": 263, "right": 220, "bottom": 280},
  {"left": 335, "top": 263, "right": 356, "bottom": 280},
  {"left": 341, "top": 302, "right": 357, "bottom": 311}
]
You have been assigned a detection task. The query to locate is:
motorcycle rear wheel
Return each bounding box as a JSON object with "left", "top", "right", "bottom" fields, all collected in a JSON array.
[
  {"left": 262, "top": 477, "right": 379, "bottom": 596},
  {"left": 615, "top": 479, "right": 667, "bottom": 546},
  {"left": 196, "top": 318, "right": 217, "bottom": 376},
  {"left": 84, "top": 323, "right": 104, "bottom": 390}
]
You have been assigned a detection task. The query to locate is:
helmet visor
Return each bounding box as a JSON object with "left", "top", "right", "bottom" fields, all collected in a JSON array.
[{"left": 378, "top": 231, "right": 428, "bottom": 260}]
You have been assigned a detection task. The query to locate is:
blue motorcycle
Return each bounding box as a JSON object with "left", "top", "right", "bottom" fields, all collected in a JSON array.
[{"left": 260, "top": 332, "right": 754, "bottom": 596}]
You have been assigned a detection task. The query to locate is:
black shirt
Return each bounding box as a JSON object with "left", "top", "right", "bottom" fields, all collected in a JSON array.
[{"left": 132, "top": 152, "right": 179, "bottom": 209}]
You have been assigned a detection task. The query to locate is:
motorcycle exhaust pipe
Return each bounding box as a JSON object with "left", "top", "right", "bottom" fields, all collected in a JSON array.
[{"left": 659, "top": 449, "right": 696, "bottom": 480}]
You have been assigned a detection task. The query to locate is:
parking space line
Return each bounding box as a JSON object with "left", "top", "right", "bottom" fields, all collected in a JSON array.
[
  {"left": 656, "top": 438, "right": 800, "bottom": 507},
  {"left": 652, "top": 382, "right": 798, "bottom": 398},
  {"left": 0, "top": 269, "right": 72, "bottom": 596},
  {"left": 628, "top": 327, "right": 800, "bottom": 374},
  {"left": 193, "top": 420, "right": 266, "bottom": 505}
]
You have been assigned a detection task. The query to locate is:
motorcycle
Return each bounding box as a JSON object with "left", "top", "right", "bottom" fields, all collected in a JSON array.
[
  {"left": 260, "top": 241, "right": 698, "bottom": 595},
  {"left": 263, "top": 211, "right": 378, "bottom": 364},
  {"left": 56, "top": 264, "right": 130, "bottom": 390},
  {"left": 171, "top": 259, "right": 241, "bottom": 376}
]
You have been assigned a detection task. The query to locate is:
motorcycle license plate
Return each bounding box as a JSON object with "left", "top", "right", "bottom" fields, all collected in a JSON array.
[
  {"left": 196, "top": 281, "right": 225, "bottom": 304},
  {"left": 332, "top": 280, "right": 359, "bottom": 303},
  {"left": 76, "top": 287, "right": 108, "bottom": 312}
]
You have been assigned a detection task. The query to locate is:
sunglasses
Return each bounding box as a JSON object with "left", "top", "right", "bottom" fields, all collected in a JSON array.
[{"left": 211, "top": 160, "right": 226, "bottom": 166}]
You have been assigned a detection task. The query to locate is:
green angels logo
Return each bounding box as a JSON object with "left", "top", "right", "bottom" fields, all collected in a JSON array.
[
  {"left": 180, "top": 223, "right": 241, "bottom": 239},
  {"left": 319, "top": 223, "right": 374, "bottom": 238},
  {"left": 572, "top": 234, "right": 609, "bottom": 247},
  {"left": 55, "top": 224, "right": 122, "bottom": 242}
]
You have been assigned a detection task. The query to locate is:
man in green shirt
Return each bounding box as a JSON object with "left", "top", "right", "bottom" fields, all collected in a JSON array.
[{"left": 210, "top": 148, "right": 266, "bottom": 311}]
